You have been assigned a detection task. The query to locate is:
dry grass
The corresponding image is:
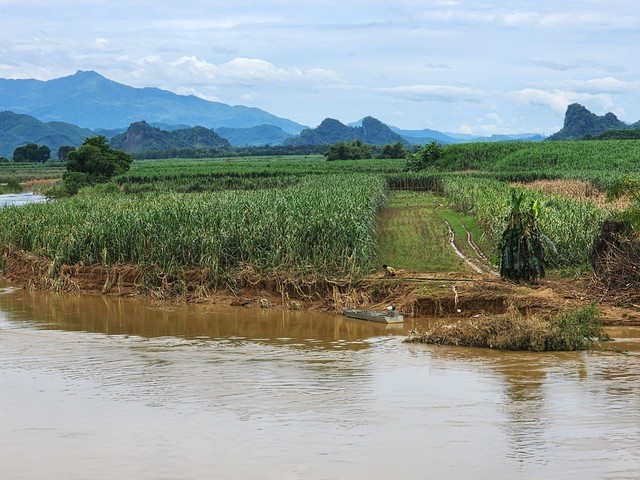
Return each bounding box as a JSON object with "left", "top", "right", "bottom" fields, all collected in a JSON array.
[
  {"left": 405, "top": 303, "right": 608, "bottom": 351},
  {"left": 512, "top": 179, "right": 628, "bottom": 211}
]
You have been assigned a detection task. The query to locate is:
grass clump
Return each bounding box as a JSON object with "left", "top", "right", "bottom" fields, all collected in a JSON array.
[
  {"left": 0, "top": 179, "right": 23, "bottom": 194},
  {"left": 405, "top": 303, "right": 610, "bottom": 351}
]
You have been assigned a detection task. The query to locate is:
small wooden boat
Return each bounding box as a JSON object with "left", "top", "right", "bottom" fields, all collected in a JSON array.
[{"left": 342, "top": 307, "right": 404, "bottom": 324}]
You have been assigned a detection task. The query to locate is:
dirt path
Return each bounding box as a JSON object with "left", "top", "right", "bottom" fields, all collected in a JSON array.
[{"left": 444, "top": 220, "right": 498, "bottom": 276}]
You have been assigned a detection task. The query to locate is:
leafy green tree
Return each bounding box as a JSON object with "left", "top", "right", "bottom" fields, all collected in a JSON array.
[
  {"left": 12, "top": 143, "right": 51, "bottom": 163},
  {"left": 403, "top": 141, "right": 442, "bottom": 171},
  {"left": 380, "top": 142, "right": 406, "bottom": 159},
  {"left": 65, "top": 135, "right": 132, "bottom": 181},
  {"left": 61, "top": 135, "right": 132, "bottom": 195}
]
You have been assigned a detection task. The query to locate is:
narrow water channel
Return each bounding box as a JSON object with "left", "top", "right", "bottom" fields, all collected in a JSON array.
[
  {"left": 1, "top": 283, "right": 639, "bottom": 480},
  {"left": 0, "top": 192, "right": 47, "bottom": 207}
]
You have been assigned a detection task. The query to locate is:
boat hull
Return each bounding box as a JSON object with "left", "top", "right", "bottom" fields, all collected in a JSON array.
[{"left": 342, "top": 308, "right": 404, "bottom": 324}]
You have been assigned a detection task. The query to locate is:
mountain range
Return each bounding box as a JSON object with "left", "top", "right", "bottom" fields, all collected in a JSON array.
[
  {"left": 13, "top": 71, "right": 640, "bottom": 158},
  {"left": 0, "top": 70, "right": 305, "bottom": 134}
]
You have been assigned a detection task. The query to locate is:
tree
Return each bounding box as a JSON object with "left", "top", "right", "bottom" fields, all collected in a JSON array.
[
  {"left": 324, "top": 140, "right": 373, "bottom": 161},
  {"left": 380, "top": 142, "right": 406, "bottom": 159},
  {"left": 403, "top": 141, "right": 442, "bottom": 171},
  {"left": 57, "top": 145, "right": 76, "bottom": 161},
  {"left": 65, "top": 135, "right": 132, "bottom": 181},
  {"left": 12, "top": 143, "right": 51, "bottom": 163},
  {"left": 61, "top": 135, "right": 132, "bottom": 194}
]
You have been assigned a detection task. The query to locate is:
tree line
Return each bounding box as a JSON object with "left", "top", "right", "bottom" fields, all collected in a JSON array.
[
  {"left": 4, "top": 139, "right": 441, "bottom": 170},
  {"left": 4, "top": 143, "right": 76, "bottom": 163}
]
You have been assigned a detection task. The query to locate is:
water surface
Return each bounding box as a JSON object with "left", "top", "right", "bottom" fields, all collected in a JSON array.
[
  {"left": 0, "top": 192, "right": 47, "bottom": 207},
  {"left": 1, "top": 284, "right": 639, "bottom": 479}
]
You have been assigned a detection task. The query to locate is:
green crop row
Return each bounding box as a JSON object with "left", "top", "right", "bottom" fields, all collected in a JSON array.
[
  {"left": 437, "top": 175, "right": 611, "bottom": 268},
  {"left": 0, "top": 175, "right": 387, "bottom": 282}
]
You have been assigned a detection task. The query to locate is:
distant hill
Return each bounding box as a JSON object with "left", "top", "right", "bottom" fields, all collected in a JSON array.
[
  {"left": 216, "top": 125, "right": 293, "bottom": 146},
  {"left": 389, "top": 127, "right": 543, "bottom": 144},
  {"left": 285, "top": 116, "right": 404, "bottom": 146},
  {"left": 547, "top": 103, "right": 632, "bottom": 140},
  {"left": 388, "top": 126, "right": 458, "bottom": 144},
  {"left": 0, "top": 111, "right": 90, "bottom": 158},
  {"left": 110, "top": 121, "right": 231, "bottom": 153},
  {"left": 0, "top": 70, "right": 306, "bottom": 133}
]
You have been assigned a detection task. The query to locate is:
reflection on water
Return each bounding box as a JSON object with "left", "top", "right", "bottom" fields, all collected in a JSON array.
[
  {"left": 1, "top": 282, "right": 639, "bottom": 480},
  {"left": 0, "top": 286, "right": 400, "bottom": 349}
]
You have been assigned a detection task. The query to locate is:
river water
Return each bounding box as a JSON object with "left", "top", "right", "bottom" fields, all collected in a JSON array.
[
  {"left": 0, "top": 192, "right": 47, "bottom": 208},
  {"left": 1, "top": 283, "right": 639, "bottom": 480}
]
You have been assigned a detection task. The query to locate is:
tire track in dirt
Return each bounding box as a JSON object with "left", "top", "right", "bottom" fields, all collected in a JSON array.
[{"left": 445, "top": 220, "right": 498, "bottom": 276}]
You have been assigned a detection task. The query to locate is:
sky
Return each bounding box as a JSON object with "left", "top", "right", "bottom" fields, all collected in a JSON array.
[{"left": 1, "top": 0, "right": 639, "bottom": 135}]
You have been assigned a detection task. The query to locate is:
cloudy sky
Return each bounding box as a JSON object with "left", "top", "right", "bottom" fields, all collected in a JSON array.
[{"left": 1, "top": 0, "right": 639, "bottom": 135}]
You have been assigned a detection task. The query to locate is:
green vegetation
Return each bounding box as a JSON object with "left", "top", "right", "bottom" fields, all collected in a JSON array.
[
  {"left": 404, "top": 141, "right": 442, "bottom": 171},
  {"left": 0, "top": 178, "right": 22, "bottom": 194},
  {"left": 594, "top": 129, "right": 640, "bottom": 140},
  {"left": 1, "top": 138, "right": 639, "bottom": 298},
  {"left": 377, "top": 190, "right": 493, "bottom": 273},
  {"left": 433, "top": 140, "right": 640, "bottom": 190},
  {"left": 499, "top": 192, "right": 546, "bottom": 283},
  {"left": 379, "top": 142, "right": 406, "bottom": 159},
  {"left": 0, "top": 161, "right": 65, "bottom": 183},
  {"left": 3, "top": 136, "right": 636, "bottom": 352},
  {"left": 377, "top": 191, "right": 464, "bottom": 272},
  {"left": 12, "top": 143, "right": 51, "bottom": 163},
  {"left": 0, "top": 176, "right": 386, "bottom": 290},
  {"left": 325, "top": 140, "right": 373, "bottom": 161},
  {"left": 51, "top": 135, "right": 133, "bottom": 196}
]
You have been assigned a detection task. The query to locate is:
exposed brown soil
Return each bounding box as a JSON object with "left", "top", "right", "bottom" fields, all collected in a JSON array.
[
  {"left": 20, "top": 178, "right": 60, "bottom": 191},
  {"left": 2, "top": 246, "right": 639, "bottom": 326}
]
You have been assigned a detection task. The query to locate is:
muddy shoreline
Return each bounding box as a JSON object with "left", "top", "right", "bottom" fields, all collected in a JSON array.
[{"left": 3, "top": 246, "right": 640, "bottom": 326}]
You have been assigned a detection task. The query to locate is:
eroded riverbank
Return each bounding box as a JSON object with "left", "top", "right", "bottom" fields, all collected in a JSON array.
[{"left": 3, "top": 243, "right": 640, "bottom": 328}]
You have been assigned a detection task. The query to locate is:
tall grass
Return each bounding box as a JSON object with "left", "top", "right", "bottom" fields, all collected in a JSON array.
[
  {"left": 0, "top": 175, "right": 387, "bottom": 282},
  {"left": 438, "top": 176, "right": 611, "bottom": 268}
]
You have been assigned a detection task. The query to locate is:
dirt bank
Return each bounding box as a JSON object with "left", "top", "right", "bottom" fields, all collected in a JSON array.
[{"left": 2, "top": 246, "right": 639, "bottom": 326}]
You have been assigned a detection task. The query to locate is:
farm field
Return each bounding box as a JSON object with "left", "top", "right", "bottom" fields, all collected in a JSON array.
[{"left": 1, "top": 141, "right": 640, "bottom": 325}]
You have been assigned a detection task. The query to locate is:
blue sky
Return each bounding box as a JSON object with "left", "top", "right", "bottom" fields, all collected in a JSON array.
[{"left": 1, "top": 0, "right": 639, "bottom": 135}]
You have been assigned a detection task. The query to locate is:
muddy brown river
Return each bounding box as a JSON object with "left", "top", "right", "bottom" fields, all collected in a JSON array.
[{"left": 1, "top": 282, "right": 639, "bottom": 479}]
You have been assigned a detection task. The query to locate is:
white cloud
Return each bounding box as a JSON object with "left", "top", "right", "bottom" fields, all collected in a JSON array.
[
  {"left": 173, "top": 87, "right": 220, "bottom": 102},
  {"left": 378, "top": 84, "right": 483, "bottom": 103},
  {"left": 510, "top": 88, "right": 615, "bottom": 115},
  {"left": 553, "top": 77, "right": 640, "bottom": 94},
  {"left": 163, "top": 56, "right": 343, "bottom": 86},
  {"left": 240, "top": 92, "right": 260, "bottom": 102},
  {"left": 93, "top": 38, "right": 108, "bottom": 49}
]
